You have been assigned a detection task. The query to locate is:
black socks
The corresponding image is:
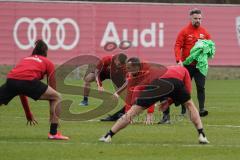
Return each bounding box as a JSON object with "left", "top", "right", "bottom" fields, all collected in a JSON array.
[
  {"left": 50, "top": 123, "right": 58, "bottom": 135},
  {"left": 197, "top": 128, "right": 205, "bottom": 137},
  {"left": 105, "top": 130, "right": 115, "bottom": 138},
  {"left": 83, "top": 96, "right": 88, "bottom": 101}
]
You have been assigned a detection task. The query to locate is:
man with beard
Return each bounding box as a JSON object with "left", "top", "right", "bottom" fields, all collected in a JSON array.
[{"left": 173, "top": 8, "right": 211, "bottom": 118}]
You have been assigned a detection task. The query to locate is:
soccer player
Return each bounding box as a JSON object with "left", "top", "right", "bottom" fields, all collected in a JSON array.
[
  {"left": 0, "top": 40, "right": 69, "bottom": 140},
  {"left": 112, "top": 58, "right": 165, "bottom": 124},
  {"left": 79, "top": 53, "right": 127, "bottom": 106},
  {"left": 158, "top": 65, "right": 193, "bottom": 124},
  {"left": 99, "top": 57, "right": 209, "bottom": 144}
]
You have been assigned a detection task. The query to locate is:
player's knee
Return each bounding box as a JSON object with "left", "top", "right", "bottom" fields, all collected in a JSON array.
[
  {"left": 183, "top": 99, "right": 192, "bottom": 109},
  {"left": 121, "top": 113, "right": 133, "bottom": 124},
  {"left": 84, "top": 74, "right": 95, "bottom": 82},
  {"left": 84, "top": 77, "right": 89, "bottom": 82},
  {"left": 56, "top": 92, "right": 62, "bottom": 101},
  {"left": 52, "top": 92, "right": 62, "bottom": 101}
]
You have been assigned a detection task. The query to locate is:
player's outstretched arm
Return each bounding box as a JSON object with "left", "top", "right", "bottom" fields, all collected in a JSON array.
[
  {"left": 19, "top": 95, "right": 38, "bottom": 125},
  {"left": 113, "top": 80, "right": 128, "bottom": 98}
]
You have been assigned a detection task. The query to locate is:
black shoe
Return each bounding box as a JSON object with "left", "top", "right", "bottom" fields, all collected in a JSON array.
[
  {"left": 181, "top": 106, "right": 186, "bottom": 115},
  {"left": 199, "top": 110, "right": 208, "bottom": 117},
  {"left": 100, "top": 113, "right": 124, "bottom": 121},
  {"left": 100, "top": 107, "right": 125, "bottom": 121},
  {"left": 158, "top": 114, "right": 170, "bottom": 124}
]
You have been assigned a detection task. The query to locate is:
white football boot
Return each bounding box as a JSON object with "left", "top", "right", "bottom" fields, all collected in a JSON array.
[
  {"left": 99, "top": 135, "right": 112, "bottom": 143},
  {"left": 198, "top": 133, "right": 210, "bottom": 144}
]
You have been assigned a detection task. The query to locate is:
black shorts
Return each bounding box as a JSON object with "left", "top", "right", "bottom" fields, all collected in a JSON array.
[
  {"left": 0, "top": 79, "right": 48, "bottom": 105},
  {"left": 134, "top": 78, "right": 191, "bottom": 108},
  {"left": 84, "top": 68, "right": 110, "bottom": 82},
  {"left": 99, "top": 72, "right": 110, "bottom": 82}
]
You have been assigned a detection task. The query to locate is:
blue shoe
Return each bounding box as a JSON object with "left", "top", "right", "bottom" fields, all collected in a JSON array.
[{"left": 79, "top": 100, "right": 88, "bottom": 106}]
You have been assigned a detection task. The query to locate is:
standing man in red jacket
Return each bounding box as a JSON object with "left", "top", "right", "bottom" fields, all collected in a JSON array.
[{"left": 174, "top": 8, "right": 211, "bottom": 117}]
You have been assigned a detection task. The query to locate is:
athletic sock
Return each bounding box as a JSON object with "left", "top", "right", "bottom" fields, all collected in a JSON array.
[
  {"left": 104, "top": 130, "right": 115, "bottom": 138},
  {"left": 83, "top": 96, "right": 88, "bottom": 102},
  {"left": 163, "top": 107, "right": 170, "bottom": 115},
  {"left": 50, "top": 123, "right": 58, "bottom": 135},
  {"left": 197, "top": 128, "right": 205, "bottom": 137}
]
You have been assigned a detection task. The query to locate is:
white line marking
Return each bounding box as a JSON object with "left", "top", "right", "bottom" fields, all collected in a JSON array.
[
  {"left": 207, "top": 124, "right": 240, "bottom": 128},
  {"left": 1, "top": 141, "right": 240, "bottom": 148},
  {"left": 2, "top": 116, "right": 240, "bottom": 128}
]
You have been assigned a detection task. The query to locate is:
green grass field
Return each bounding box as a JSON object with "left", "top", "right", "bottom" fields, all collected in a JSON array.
[{"left": 1, "top": 79, "right": 240, "bottom": 160}]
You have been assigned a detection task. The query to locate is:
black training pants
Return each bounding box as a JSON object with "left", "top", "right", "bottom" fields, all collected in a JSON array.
[{"left": 184, "top": 65, "right": 206, "bottom": 111}]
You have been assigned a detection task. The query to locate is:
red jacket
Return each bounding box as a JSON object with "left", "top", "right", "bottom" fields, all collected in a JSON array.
[{"left": 174, "top": 23, "right": 211, "bottom": 63}]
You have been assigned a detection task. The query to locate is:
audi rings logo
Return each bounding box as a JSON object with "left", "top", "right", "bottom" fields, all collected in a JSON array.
[{"left": 13, "top": 17, "right": 80, "bottom": 50}]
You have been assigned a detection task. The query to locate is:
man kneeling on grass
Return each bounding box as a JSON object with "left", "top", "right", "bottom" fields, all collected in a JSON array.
[{"left": 99, "top": 57, "right": 209, "bottom": 144}]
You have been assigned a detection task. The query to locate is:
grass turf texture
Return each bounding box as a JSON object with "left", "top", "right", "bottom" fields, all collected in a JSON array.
[{"left": 1, "top": 79, "right": 240, "bottom": 160}]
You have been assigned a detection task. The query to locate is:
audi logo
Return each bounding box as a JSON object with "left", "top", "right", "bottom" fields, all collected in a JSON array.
[{"left": 13, "top": 17, "right": 80, "bottom": 50}]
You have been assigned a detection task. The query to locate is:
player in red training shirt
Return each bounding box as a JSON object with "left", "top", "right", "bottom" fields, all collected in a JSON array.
[
  {"left": 79, "top": 53, "right": 127, "bottom": 106},
  {"left": 0, "top": 40, "right": 68, "bottom": 140},
  {"left": 113, "top": 58, "right": 167, "bottom": 124},
  {"left": 99, "top": 57, "right": 209, "bottom": 144},
  {"left": 157, "top": 65, "right": 192, "bottom": 124}
]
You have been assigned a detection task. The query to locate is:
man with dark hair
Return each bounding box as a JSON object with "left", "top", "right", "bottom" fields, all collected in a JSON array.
[
  {"left": 99, "top": 57, "right": 209, "bottom": 144},
  {"left": 110, "top": 57, "right": 161, "bottom": 124},
  {"left": 0, "top": 40, "right": 69, "bottom": 140},
  {"left": 79, "top": 53, "right": 127, "bottom": 106},
  {"left": 189, "top": 8, "right": 201, "bottom": 15},
  {"left": 174, "top": 8, "right": 211, "bottom": 117}
]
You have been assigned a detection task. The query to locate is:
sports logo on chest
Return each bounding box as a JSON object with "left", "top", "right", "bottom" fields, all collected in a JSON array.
[
  {"left": 187, "top": 34, "right": 194, "bottom": 41},
  {"left": 199, "top": 33, "right": 205, "bottom": 39}
]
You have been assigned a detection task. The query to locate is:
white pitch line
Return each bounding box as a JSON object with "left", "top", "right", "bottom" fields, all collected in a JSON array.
[
  {"left": 0, "top": 116, "right": 101, "bottom": 122},
  {"left": 2, "top": 116, "right": 240, "bottom": 128},
  {"left": 207, "top": 124, "right": 240, "bottom": 128},
  {"left": 0, "top": 141, "right": 74, "bottom": 145},
  {"left": 1, "top": 141, "right": 240, "bottom": 148}
]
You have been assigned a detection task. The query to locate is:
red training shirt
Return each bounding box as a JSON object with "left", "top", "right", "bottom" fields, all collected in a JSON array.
[
  {"left": 7, "top": 55, "right": 56, "bottom": 89},
  {"left": 160, "top": 65, "right": 192, "bottom": 93}
]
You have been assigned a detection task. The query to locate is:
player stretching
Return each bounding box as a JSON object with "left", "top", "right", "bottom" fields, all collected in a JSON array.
[
  {"left": 99, "top": 57, "right": 209, "bottom": 144},
  {"left": 0, "top": 40, "right": 69, "bottom": 140}
]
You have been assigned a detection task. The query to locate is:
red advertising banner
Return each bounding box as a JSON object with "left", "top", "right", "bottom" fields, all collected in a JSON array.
[{"left": 0, "top": 1, "right": 240, "bottom": 66}]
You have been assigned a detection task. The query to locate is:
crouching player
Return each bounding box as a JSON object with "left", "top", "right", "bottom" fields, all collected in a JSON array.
[
  {"left": 0, "top": 40, "right": 69, "bottom": 140},
  {"left": 79, "top": 53, "right": 127, "bottom": 106},
  {"left": 113, "top": 58, "right": 163, "bottom": 124},
  {"left": 99, "top": 57, "right": 209, "bottom": 144}
]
